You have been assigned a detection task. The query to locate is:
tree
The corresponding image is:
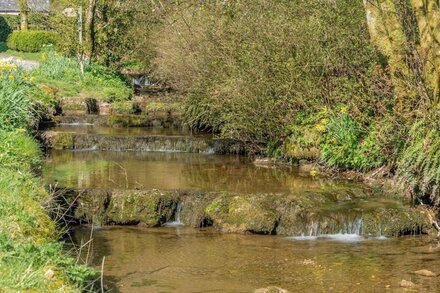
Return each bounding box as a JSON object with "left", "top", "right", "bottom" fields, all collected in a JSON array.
[
  {"left": 19, "top": 0, "right": 29, "bottom": 30},
  {"left": 85, "top": 0, "right": 97, "bottom": 61}
]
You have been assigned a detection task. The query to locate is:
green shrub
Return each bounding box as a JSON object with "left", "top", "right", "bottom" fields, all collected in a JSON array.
[
  {"left": 155, "top": 1, "right": 382, "bottom": 150},
  {"left": 319, "top": 111, "right": 392, "bottom": 171},
  {"left": 320, "top": 112, "right": 365, "bottom": 169},
  {"left": 7, "top": 30, "right": 57, "bottom": 52}
]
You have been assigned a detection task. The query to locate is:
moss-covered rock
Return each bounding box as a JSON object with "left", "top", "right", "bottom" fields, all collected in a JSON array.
[
  {"left": 63, "top": 188, "right": 431, "bottom": 237},
  {"left": 107, "top": 114, "right": 183, "bottom": 128},
  {"left": 206, "top": 194, "right": 279, "bottom": 234},
  {"left": 106, "top": 190, "right": 179, "bottom": 226},
  {"left": 180, "top": 192, "right": 216, "bottom": 227},
  {"left": 42, "top": 131, "right": 74, "bottom": 150},
  {"left": 73, "top": 189, "right": 110, "bottom": 226}
]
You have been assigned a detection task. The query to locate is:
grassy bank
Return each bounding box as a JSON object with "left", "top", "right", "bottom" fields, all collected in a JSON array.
[
  {"left": 32, "top": 49, "right": 132, "bottom": 102},
  {"left": 0, "top": 62, "right": 94, "bottom": 291}
]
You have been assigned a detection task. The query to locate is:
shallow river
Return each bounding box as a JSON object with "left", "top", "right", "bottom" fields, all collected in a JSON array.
[
  {"left": 43, "top": 125, "right": 438, "bottom": 292},
  {"left": 74, "top": 226, "right": 440, "bottom": 293}
]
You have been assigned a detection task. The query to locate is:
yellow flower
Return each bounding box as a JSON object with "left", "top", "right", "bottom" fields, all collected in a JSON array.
[
  {"left": 16, "top": 128, "right": 26, "bottom": 133},
  {"left": 340, "top": 106, "right": 348, "bottom": 114},
  {"left": 24, "top": 76, "right": 28, "bottom": 81},
  {"left": 8, "top": 74, "right": 14, "bottom": 80},
  {"left": 310, "top": 170, "right": 318, "bottom": 177}
]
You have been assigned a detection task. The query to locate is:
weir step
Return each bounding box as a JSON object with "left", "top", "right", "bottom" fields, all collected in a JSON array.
[
  {"left": 41, "top": 131, "right": 244, "bottom": 154},
  {"left": 54, "top": 187, "right": 429, "bottom": 238}
]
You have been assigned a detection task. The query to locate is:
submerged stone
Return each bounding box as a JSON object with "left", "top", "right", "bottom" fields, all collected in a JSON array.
[
  {"left": 254, "top": 287, "right": 289, "bottom": 293},
  {"left": 413, "top": 269, "right": 438, "bottom": 277},
  {"left": 400, "top": 280, "right": 415, "bottom": 288}
]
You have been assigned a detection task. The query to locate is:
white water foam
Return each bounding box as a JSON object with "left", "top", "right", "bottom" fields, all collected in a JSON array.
[
  {"left": 163, "top": 201, "right": 184, "bottom": 227},
  {"left": 287, "top": 218, "right": 365, "bottom": 243}
]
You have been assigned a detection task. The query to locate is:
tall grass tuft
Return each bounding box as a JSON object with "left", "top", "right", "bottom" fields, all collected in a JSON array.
[{"left": 398, "top": 119, "right": 440, "bottom": 205}]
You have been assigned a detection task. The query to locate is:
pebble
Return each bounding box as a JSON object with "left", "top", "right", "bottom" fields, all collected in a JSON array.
[{"left": 400, "top": 280, "right": 415, "bottom": 288}]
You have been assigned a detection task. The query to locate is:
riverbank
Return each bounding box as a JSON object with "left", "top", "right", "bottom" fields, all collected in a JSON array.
[
  {"left": 0, "top": 133, "right": 95, "bottom": 291},
  {"left": 0, "top": 60, "right": 95, "bottom": 291}
]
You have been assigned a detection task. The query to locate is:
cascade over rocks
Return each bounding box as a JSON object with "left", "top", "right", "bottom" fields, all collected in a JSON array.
[{"left": 56, "top": 188, "right": 431, "bottom": 237}]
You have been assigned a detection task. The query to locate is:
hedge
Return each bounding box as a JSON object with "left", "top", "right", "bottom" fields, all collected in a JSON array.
[{"left": 7, "top": 30, "right": 57, "bottom": 52}]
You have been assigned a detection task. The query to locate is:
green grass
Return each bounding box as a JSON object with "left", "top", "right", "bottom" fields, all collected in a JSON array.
[
  {"left": 0, "top": 130, "right": 42, "bottom": 171},
  {"left": 33, "top": 50, "right": 132, "bottom": 102},
  {"left": 0, "top": 41, "right": 44, "bottom": 61},
  {"left": 0, "top": 169, "right": 95, "bottom": 292}
]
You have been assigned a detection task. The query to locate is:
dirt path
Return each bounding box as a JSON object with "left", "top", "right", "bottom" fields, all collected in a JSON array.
[{"left": 0, "top": 54, "right": 39, "bottom": 71}]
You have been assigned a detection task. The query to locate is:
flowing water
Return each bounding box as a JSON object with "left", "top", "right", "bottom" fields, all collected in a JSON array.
[
  {"left": 42, "top": 123, "right": 438, "bottom": 292},
  {"left": 73, "top": 226, "right": 440, "bottom": 293}
]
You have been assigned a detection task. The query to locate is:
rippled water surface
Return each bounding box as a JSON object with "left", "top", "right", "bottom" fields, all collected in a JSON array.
[{"left": 74, "top": 226, "right": 440, "bottom": 293}]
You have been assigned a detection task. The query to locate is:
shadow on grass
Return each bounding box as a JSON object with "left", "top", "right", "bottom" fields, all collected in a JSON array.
[{"left": 0, "top": 42, "right": 7, "bottom": 53}]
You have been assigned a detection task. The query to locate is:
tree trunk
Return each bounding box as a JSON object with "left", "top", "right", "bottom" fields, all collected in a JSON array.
[
  {"left": 19, "top": 0, "right": 29, "bottom": 30},
  {"left": 85, "top": 0, "right": 97, "bottom": 61}
]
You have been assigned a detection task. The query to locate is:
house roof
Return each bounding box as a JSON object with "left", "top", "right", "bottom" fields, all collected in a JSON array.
[{"left": 0, "top": 0, "right": 50, "bottom": 13}]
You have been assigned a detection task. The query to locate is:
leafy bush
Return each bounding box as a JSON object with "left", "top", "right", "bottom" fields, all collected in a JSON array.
[
  {"left": 0, "top": 13, "right": 48, "bottom": 42},
  {"left": 320, "top": 112, "right": 365, "bottom": 169},
  {"left": 154, "top": 1, "right": 384, "bottom": 150},
  {"left": 7, "top": 30, "right": 57, "bottom": 52}
]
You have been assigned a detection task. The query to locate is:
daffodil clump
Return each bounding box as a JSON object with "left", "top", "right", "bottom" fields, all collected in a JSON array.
[
  {"left": 0, "top": 62, "right": 35, "bottom": 84},
  {"left": 0, "top": 63, "right": 49, "bottom": 131}
]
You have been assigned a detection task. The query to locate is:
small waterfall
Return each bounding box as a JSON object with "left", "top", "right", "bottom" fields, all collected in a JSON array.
[
  {"left": 289, "top": 218, "right": 364, "bottom": 243},
  {"left": 163, "top": 201, "right": 184, "bottom": 227}
]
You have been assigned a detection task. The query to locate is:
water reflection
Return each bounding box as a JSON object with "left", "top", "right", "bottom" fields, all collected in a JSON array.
[{"left": 43, "top": 150, "right": 363, "bottom": 194}]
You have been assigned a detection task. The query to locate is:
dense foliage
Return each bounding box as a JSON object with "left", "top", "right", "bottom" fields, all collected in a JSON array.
[
  {"left": 151, "top": 1, "right": 390, "bottom": 149},
  {"left": 7, "top": 30, "right": 57, "bottom": 52}
]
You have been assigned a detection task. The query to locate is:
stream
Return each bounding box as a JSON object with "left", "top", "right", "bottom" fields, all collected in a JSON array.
[
  {"left": 42, "top": 119, "right": 440, "bottom": 292},
  {"left": 73, "top": 227, "right": 440, "bottom": 292}
]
